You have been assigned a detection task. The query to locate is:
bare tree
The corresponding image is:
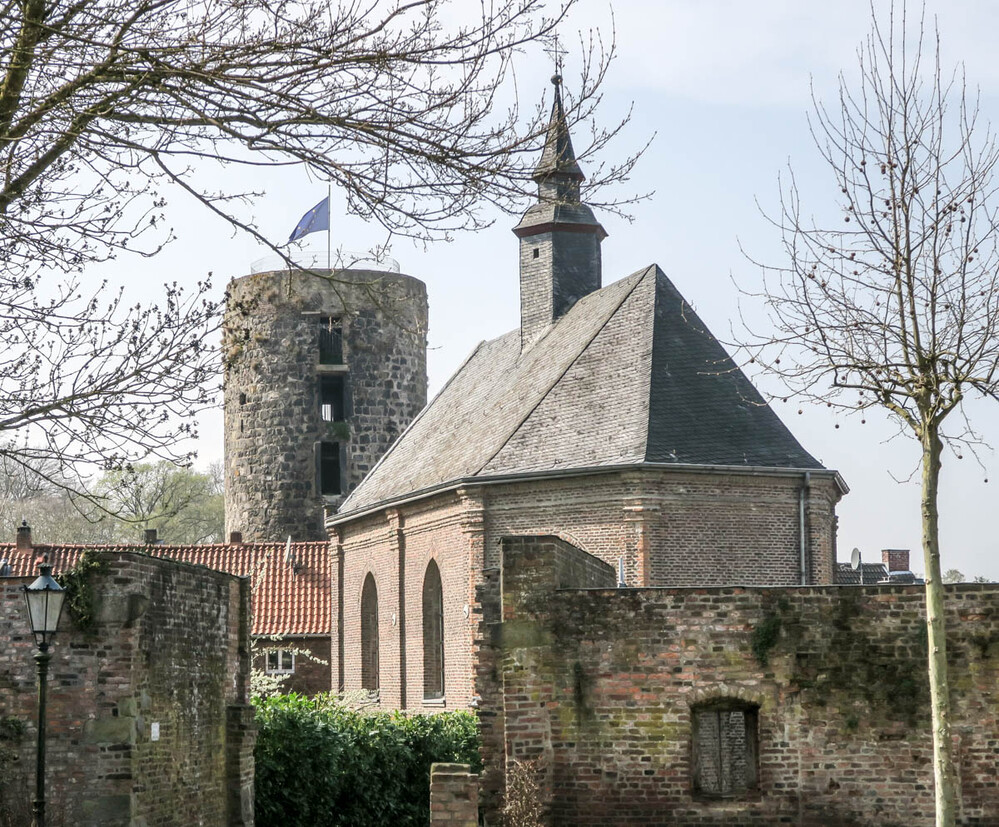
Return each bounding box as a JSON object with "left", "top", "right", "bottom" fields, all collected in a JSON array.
[
  {"left": 1, "top": 0, "right": 640, "bottom": 505},
  {"left": 742, "top": 5, "right": 999, "bottom": 824},
  {"left": 1, "top": 0, "right": 639, "bottom": 279},
  {"left": 0, "top": 273, "right": 217, "bottom": 500},
  {"left": 96, "top": 461, "right": 224, "bottom": 543}
]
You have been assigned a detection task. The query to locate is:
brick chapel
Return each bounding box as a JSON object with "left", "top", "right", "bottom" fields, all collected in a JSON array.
[
  {"left": 325, "top": 77, "right": 846, "bottom": 711},
  {"left": 223, "top": 78, "right": 999, "bottom": 826}
]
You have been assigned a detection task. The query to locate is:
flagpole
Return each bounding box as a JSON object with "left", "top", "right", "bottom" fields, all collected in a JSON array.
[{"left": 327, "top": 184, "right": 332, "bottom": 272}]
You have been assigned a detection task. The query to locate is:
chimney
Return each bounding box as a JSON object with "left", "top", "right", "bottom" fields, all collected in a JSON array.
[
  {"left": 144, "top": 528, "right": 158, "bottom": 545},
  {"left": 229, "top": 531, "right": 243, "bottom": 545},
  {"left": 16, "top": 520, "right": 32, "bottom": 551},
  {"left": 882, "top": 549, "right": 910, "bottom": 572}
]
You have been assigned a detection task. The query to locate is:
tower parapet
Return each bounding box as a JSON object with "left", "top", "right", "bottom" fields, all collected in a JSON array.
[{"left": 224, "top": 268, "right": 428, "bottom": 541}]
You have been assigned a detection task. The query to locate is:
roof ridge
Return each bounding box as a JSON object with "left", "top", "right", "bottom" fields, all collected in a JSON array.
[{"left": 474, "top": 266, "right": 655, "bottom": 475}]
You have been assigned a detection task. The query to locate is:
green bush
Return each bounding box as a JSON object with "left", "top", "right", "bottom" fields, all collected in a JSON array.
[{"left": 253, "top": 694, "right": 481, "bottom": 827}]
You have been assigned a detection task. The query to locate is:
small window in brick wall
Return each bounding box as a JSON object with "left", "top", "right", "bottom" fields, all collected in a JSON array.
[
  {"left": 320, "top": 375, "right": 346, "bottom": 422},
  {"left": 318, "top": 317, "right": 343, "bottom": 364},
  {"left": 691, "top": 700, "right": 759, "bottom": 799},
  {"left": 265, "top": 649, "right": 295, "bottom": 674},
  {"left": 316, "top": 441, "right": 342, "bottom": 495},
  {"left": 422, "top": 560, "right": 445, "bottom": 700},
  {"left": 361, "top": 573, "right": 379, "bottom": 693}
]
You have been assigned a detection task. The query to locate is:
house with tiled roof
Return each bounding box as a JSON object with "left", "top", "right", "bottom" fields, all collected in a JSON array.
[
  {"left": 1, "top": 524, "right": 331, "bottom": 695},
  {"left": 834, "top": 548, "right": 922, "bottom": 585},
  {"left": 324, "top": 77, "right": 846, "bottom": 713}
]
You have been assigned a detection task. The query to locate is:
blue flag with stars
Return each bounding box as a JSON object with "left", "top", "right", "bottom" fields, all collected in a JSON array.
[{"left": 288, "top": 196, "right": 330, "bottom": 243}]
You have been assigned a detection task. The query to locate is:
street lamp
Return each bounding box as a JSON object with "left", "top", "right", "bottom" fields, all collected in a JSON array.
[{"left": 22, "top": 561, "right": 66, "bottom": 827}]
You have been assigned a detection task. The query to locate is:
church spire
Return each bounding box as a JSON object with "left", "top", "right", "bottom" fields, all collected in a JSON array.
[
  {"left": 513, "top": 76, "right": 607, "bottom": 350},
  {"left": 533, "top": 74, "right": 584, "bottom": 188}
]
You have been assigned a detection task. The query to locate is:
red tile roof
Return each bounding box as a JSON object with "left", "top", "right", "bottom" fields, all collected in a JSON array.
[{"left": 0, "top": 542, "right": 331, "bottom": 637}]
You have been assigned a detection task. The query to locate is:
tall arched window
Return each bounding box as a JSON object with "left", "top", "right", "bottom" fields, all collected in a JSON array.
[
  {"left": 422, "top": 560, "right": 445, "bottom": 700},
  {"left": 360, "top": 573, "right": 379, "bottom": 693}
]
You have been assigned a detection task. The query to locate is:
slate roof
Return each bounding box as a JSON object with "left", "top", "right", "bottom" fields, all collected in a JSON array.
[
  {"left": 339, "top": 265, "right": 830, "bottom": 517},
  {"left": 0, "top": 542, "right": 330, "bottom": 636}
]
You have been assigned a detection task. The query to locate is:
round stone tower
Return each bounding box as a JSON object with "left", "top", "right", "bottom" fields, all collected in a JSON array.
[{"left": 223, "top": 267, "right": 428, "bottom": 541}]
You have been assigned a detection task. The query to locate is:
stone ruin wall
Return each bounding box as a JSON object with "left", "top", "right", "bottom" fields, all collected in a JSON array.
[{"left": 224, "top": 268, "right": 428, "bottom": 542}]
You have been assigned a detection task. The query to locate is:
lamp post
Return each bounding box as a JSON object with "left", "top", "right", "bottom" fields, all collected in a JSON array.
[{"left": 22, "top": 561, "right": 66, "bottom": 827}]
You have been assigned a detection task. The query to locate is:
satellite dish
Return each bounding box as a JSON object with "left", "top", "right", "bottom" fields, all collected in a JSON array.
[{"left": 850, "top": 548, "right": 862, "bottom": 571}]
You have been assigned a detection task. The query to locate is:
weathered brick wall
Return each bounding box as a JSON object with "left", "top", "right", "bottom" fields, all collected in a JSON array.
[
  {"left": 334, "top": 492, "right": 479, "bottom": 710},
  {"left": 486, "top": 536, "right": 999, "bottom": 827},
  {"left": 333, "top": 464, "right": 839, "bottom": 715},
  {"left": 429, "top": 762, "right": 479, "bottom": 827},
  {"left": 224, "top": 268, "right": 428, "bottom": 541},
  {"left": 0, "top": 552, "right": 254, "bottom": 827},
  {"left": 483, "top": 469, "right": 840, "bottom": 586}
]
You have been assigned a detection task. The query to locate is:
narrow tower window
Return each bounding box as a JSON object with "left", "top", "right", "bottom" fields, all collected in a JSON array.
[
  {"left": 422, "top": 560, "right": 445, "bottom": 700},
  {"left": 320, "top": 375, "right": 346, "bottom": 422},
  {"left": 360, "top": 573, "right": 379, "bottom": 693},
  {"left": 316, "top": 441, "right": 341, "bottom": 495},
  {"left": 318, "top": 317, "right": 343, "bottom": 364}
]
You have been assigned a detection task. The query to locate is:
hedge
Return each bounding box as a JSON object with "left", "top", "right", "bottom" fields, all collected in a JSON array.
[{"left": 253, "top": 694, "right": 481, "bottom": 827}]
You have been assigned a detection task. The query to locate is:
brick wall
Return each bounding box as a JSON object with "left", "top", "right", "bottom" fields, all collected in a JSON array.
[
  {"left": 482, "top": 535, "right": 999, "bottom": 826},
  {"left": 334, "top": 493, "right": 479, "bottom": 711},
  {"left": 0, "top": 552, "right": 254, "bottom": 827},
  {"left": 429, "top": 762, "right": 479, "bottom": 826},
  {"left": 481, "top": 468, "right": 840, "bottom": 586},
  {"left": 334, "top": 465, "right": 840, "bottom": 716}
]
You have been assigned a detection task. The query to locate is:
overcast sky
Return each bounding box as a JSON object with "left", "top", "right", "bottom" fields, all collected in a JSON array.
[{"left": 97, "top": 0, "right": 998, "bottom": 580}]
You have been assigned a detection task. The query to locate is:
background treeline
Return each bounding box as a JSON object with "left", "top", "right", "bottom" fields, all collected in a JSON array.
[{"left": 0, "top": 459, "right": 224, "bottom": 545}]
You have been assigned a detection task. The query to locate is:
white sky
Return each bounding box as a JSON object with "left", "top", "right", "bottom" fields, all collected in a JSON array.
[{"left": 91, "top": 0, "right": 998, "bottom": 580}]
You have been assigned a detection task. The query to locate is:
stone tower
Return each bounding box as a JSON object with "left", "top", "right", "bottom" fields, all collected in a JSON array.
[
  {"left": 513, "top": 74, "right": 607, "bottom": 349},
  {"left": 224, "top": 266, "right": 428, "bottom": 541}
]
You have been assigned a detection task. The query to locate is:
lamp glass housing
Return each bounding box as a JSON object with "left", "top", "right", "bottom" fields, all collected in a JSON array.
[{"left": 22, "top": 564, "right": 66, "bottom": 648}]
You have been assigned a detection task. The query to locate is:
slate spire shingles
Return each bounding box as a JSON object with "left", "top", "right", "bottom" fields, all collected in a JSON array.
[
  {"left": 532, "top": 74, "right": 584, "bottom": 186},
  {"left": 514, "top": 76, "right": 607, "bottom": 348}
]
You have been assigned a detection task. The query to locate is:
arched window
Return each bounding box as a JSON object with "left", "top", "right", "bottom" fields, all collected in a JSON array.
[
  {"left": 360, "top": 573, "right": 379, "bottom": 693},
  {"left": 422, "top": 560, "right": 444, "bottom": 700},
  {"left": 691, "top": 699, "right": 759, "bottom": 798}
]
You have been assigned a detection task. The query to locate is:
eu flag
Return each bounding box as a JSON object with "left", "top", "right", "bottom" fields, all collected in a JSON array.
[{"left": 288, "top": 196, "right": 330, "bottom": 243}]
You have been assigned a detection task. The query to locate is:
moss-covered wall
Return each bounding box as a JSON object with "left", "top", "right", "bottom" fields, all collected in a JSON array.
[{"left": 484, "top": 536, "right": 999, "bottom": 826}]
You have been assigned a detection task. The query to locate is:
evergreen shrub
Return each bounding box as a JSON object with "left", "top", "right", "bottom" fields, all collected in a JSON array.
[{"left": 254, "top": 694, "right": 480, "bottom": 827}]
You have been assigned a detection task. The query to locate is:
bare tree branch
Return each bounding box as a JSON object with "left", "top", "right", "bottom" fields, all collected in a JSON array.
[{"left": 738, "top": 5, "right": 999, "bottom": 824}]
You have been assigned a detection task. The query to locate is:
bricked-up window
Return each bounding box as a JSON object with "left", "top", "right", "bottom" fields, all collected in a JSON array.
[
  {"left": 691, "top": 701, "right": 759, "bottom": 798},
  {"left": 422, "top": 560, "right": 445, "bottom": 700},
  {"left": 360, "top": 573, "right": 379, "bottom": 693},
  {"left": 318, "top": 317, "right": 343, "bottom": 364},
  {"left": 320, "top": 375, "right": 346, "bottom": 422},
  {"left": 265, "top": 649, "right": 295, "bottom": 674},
  {"left": 316, "top": 441, "right": 341, "bottom": 495}
]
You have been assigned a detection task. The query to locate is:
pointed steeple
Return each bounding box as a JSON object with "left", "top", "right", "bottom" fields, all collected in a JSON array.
[
  {"left": 514, "top": 75, "right": 607, "bottom": 350},
  {"left": 533, "top": 74, "right": 584, "bottom": 187}
]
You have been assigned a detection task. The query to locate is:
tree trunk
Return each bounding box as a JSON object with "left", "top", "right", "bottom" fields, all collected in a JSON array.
[{"left": 921, "top": 422, "right": 957, "bottom": 826}]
